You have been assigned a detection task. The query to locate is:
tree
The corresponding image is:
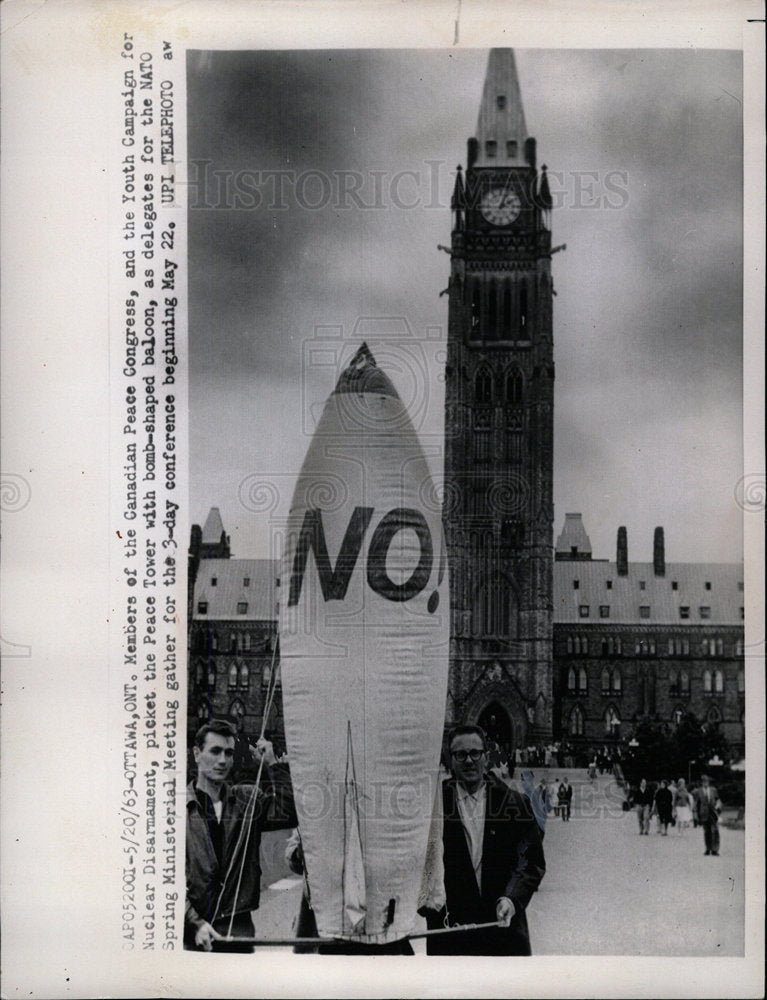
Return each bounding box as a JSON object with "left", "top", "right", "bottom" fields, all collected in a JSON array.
[{"left": 622, "top": 712, "right": 730, "bottom": 786}]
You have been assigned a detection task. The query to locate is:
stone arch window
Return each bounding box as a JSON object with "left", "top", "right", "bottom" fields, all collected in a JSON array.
[
  {"left": 701, "top": 638, "right": 710, "bottom": 656},
  {"left": 475, "top": 367, "right": 493, "bottom": 404},
  {"left": 207, "top": 659, "right": 217, "bottom": 688},
  {"left": 604, "top": 706, "right": 621, "bottom": 736},
  {"left": 505, "top": 368, "right": 524, "bottom": 405},
  {"left": 737, "top": 668, "right": 745, "bottom": 694},
  {"left": 714, "top": 669, "right": 724, "bottom": 694},
  {"left": 474, "top": 574, "right": 517, "bottom": 638},
  {"left": 242, "top": 633, "right": 251, "bottom": 652},
  {"left": 469, "top": 282, "right": 482, "bottom": 341},
  {"left": 573, "top": 635, "right": 580, "bottom": 654},
  {"left": 230, "top": 632, "right": 238, "bottom": 653},
  {"left": 228, "top": 663, "right": 238, "bottom": 689},
  {"left": 566, "top": 636, "right": 573, "bottom": 655},
  {"left": 615, "top": 637, "right": 622, "bottom": 655},
  {"left": 230, "top": 699, "right": 246, "bottom": 729},
  {"left": 567, "top": 667, "right": 576, "bottom": 693},
  {"left": 716, "top": 638, "right": 724, "bottom": 656},
  {"left": 679, "top": 670, "right": 690, "bottom": 695},
  {"left": 669, "top": 670, "right": 679, "bottom": 695},
  {"left": 707, "top": 704, "right": 722, "bottom": 725},
  {"left": 578, "top": 667, "right": 588, "bottom": 694},
  {"left": 487, "top": 282, "right": 499, "bottom": 340},
  {"left": 195, "top": 660, "right": 204, "bottom": 685},
  {"left": 211, "top": 630, "right": 219, "bottom": 652},
  {"left": 239, "top": 662, "right": 250, "bottom": 689},
  {"left": 519, "top": 282, "right": 528, "bottom": 333},
  {"left": 601, "top": 668, "right": 610, "bottom": 695},
  {"left": 582, "top": 637, "right": 589, "bottom": 655},
  {"left": 197, "top": 702, "right": 208, "bottom": 721},
  {"left": 569, "top": 704, "right": 585, "bottom": 736},
  {"left": 703, "top": 669, "right": 712, "bottom": 693},
  {"left": 502, "top": 283, "right": 512, "bottom": 335},
  {"left": 612, "top": 669, "right": 622, "bottom": 694}
]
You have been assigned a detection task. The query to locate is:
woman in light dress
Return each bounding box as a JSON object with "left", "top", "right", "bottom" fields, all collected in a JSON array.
[{"left": 673, "top": 777, "right": 694, "bottom": 833}]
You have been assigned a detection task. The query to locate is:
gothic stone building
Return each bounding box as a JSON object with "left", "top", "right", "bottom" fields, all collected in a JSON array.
[
  {"left": 187, "top": 49, "right": 744, "bottom": 758},
  {"left": 187, "top": 508, "right": 281, "bottom": 744},
  {"left": 553, "top": 516, "right": 745, "bottom": 754},
  {"left": 443, "top": 49, "right": 555, "bottom": 748},
  {"left": 187, "top": 508, "right": 745, "bottom": 756}
]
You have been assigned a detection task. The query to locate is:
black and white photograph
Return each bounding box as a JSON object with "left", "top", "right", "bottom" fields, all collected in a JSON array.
[
  {"left": 184, "top": 47, "right": 749, "bottom": 957},
  {"left": 1, "top": 3, "right": 763, "bottom": 997}
]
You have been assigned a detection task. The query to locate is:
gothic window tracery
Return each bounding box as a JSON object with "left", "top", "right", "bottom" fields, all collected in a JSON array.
[{"left": 569, "top": 704, "right": 584, "bottom": 736}]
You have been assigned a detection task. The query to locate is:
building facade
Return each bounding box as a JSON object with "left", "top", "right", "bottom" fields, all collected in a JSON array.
[
  {"left": 186, "top": 509, "right": 745, "bottom": 757},
  {"left": 187, "top": 50, "right": 744, "bottom": 760},
  {"left": 443, "top": 49, "right": 556, "bottom": 748},
  {"left": 187, "top": 508, "right": 282, "bottom": 745},
  {"left": 553, "top": 517, "right": 745, "bottom": 754}
]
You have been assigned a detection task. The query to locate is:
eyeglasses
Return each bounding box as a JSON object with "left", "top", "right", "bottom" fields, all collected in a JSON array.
[{"left": 451, "top": 748, "right": 486, "bottom": 762}]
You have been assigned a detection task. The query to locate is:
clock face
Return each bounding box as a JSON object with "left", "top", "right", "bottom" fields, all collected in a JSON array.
[{"left": 480, "top": 187, "right": 521, "bottom": 226}]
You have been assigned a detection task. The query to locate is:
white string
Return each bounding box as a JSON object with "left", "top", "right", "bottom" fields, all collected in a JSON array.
[{"left": 211, "top": 640, "right": 280, "bottom": 930}]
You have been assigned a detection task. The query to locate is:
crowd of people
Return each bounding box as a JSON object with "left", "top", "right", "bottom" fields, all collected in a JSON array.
[
  {"left": 628, "top": 775, "right": 722, "bottom": 853},
  {"left": 185, "top": 719, "right": 727, "bottom": 955}
]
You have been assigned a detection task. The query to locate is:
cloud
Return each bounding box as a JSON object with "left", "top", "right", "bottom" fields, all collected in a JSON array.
[{"left": 188, "top": 48, "right": 744, "bottom": 563}]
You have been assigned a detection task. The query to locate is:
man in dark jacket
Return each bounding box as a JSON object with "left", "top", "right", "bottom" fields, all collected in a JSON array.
[
  {"left": 692, "top": 773, "right": 722, "bottom": 856},
  {"left": 423, "top": 725, "right": 545, "bottom": 955},
  {"left": 184, "top": 719, "right": 296, "bottom": 950},
  {"left": 633, "top": 778, "right": 654, "bottom": 835},
  {"left": 558, "top": 777, "right": 573, "bottom": 821}
]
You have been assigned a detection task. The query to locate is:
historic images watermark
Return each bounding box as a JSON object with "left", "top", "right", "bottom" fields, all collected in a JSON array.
[{"left": 181, "top": 159, "right": 630, "bottom": 213}]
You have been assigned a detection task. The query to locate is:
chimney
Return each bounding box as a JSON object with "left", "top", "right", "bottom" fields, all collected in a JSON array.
[
  {"left": 653, "top": 526, "right": 665, "bottom": 577},
  {"left": 617, "top": 526, "right": 628, "bottom": 576}
]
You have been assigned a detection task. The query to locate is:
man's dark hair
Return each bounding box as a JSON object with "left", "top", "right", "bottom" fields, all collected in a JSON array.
[
  {"left": 194, "top": 718, "right": 237, "bottom": 749},
  {"left": 447, "top": 724, "right": 487, "bottom": 752}
]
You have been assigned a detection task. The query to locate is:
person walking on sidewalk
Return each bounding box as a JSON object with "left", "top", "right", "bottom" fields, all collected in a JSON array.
[
  {"left": 652, "top": 779, "right": 673, "bottom": 835},
  {"left": 550, "top": 778, "right": 560, "bottom": 819},
  {"left": 558, "top": 777, "right": 573, "bottom": 821},
  {"left": 673, "top": 778, "right": 694, "bottom": 834},
  {"left": 633, "top": 778, "right": 653, "bottom": 835},
  {"left": 693, "top": 773, "right": 722, "bottom": 856}
]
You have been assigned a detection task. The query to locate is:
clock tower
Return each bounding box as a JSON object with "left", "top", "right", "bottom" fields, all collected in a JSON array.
[{"left": 444, "top": 49, "right": 555, "bottom": 748}]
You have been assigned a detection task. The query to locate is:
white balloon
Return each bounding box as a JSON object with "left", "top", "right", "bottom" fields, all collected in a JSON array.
[{"left": 280, "top": 344, "right": 449, "bottom": 944}]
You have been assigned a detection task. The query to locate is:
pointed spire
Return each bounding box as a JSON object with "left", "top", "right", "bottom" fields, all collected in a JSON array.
[
  {"left": 451, "top": 164, "right": 464, "bottom": 209},
  {"left": 473, "top": 49, "right": 528, "bottom": 168},
  {"left": 333, "top": 343, "right": 397, "bottom": 398},
  {"left": 202, "top": 506, "right": 225, "bottom": 545},
  {"left": 538, "top": 164, "right": 552, "bottom": 210}
]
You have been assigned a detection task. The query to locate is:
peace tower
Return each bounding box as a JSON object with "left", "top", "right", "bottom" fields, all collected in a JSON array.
[{"left": 444, "top": 49, "right": 556, "bottom": 747}]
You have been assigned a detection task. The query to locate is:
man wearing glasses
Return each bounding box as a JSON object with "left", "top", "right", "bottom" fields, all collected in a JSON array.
[{"left": 423, "top": 725, "right": 545, "bottom": 955}]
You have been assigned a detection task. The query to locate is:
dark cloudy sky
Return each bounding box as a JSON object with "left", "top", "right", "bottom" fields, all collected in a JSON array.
[{"left": 187, "top": 48, "right": 743, "bottom": 564}]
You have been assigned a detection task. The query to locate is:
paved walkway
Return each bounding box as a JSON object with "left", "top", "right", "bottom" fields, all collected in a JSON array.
[{"left": 252, "top": 770, "right": 744, "bottom": 956}]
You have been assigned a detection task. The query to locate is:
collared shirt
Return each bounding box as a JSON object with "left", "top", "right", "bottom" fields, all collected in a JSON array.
[{"left": 456, "top": 781, "right": 486, "bottom": 890}]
